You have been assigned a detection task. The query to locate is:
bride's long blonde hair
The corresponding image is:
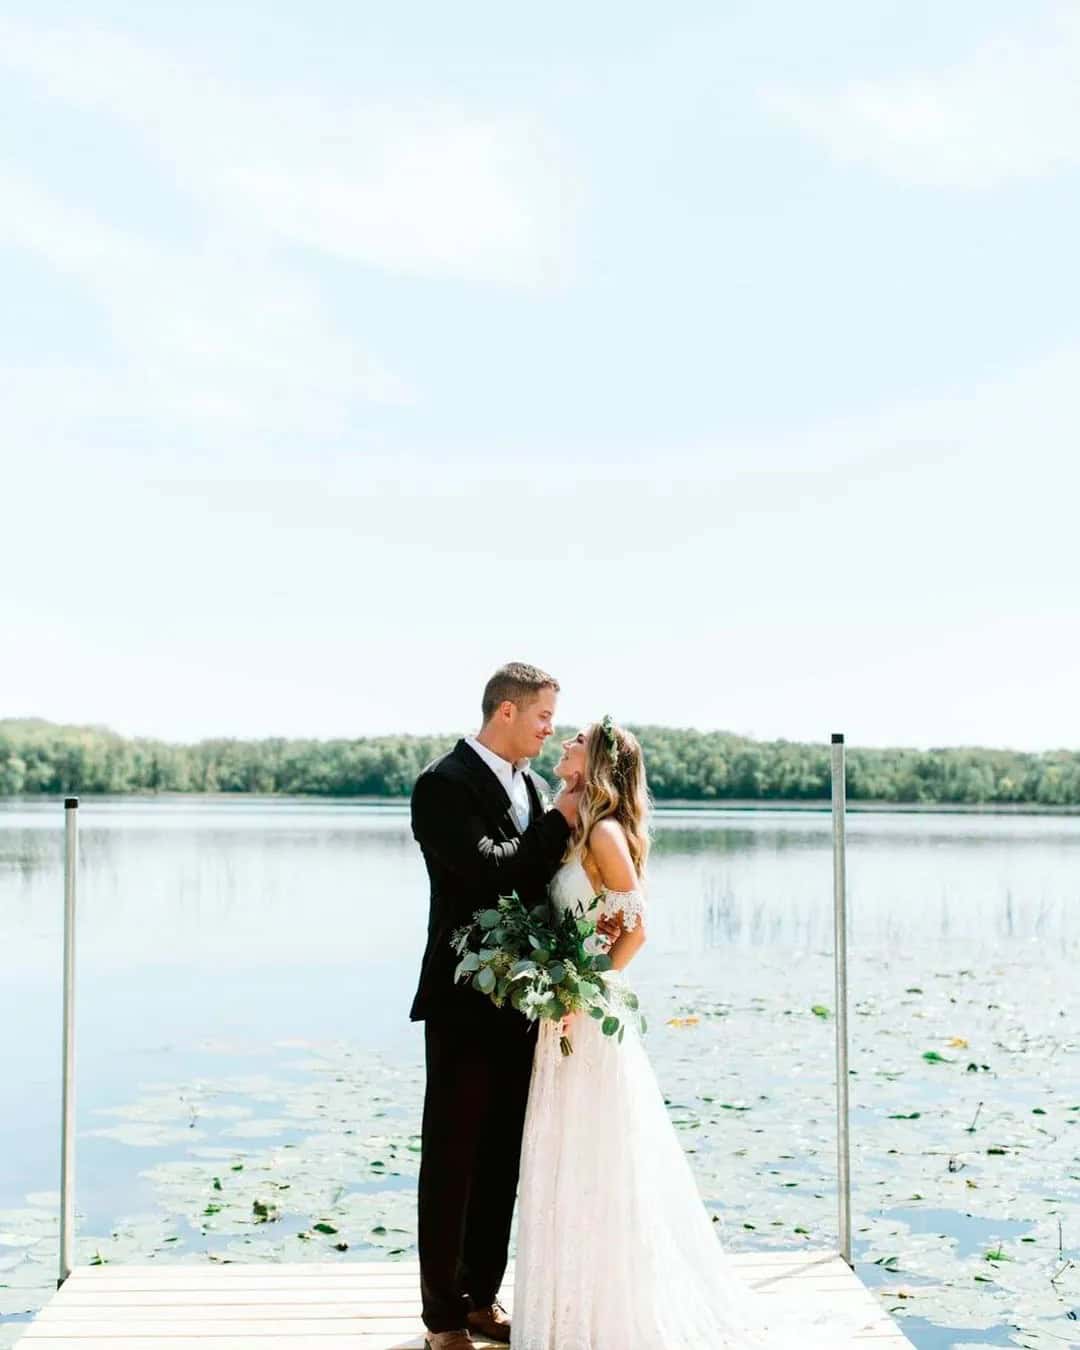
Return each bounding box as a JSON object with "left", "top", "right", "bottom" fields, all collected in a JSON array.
[{"left": 565, "top": 719, "right": 651, "bottom": 876}]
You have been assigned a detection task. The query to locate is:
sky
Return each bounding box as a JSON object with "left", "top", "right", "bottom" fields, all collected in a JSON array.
[{"left": 2, "top": 1, "right": 1078, "bottom": 751}]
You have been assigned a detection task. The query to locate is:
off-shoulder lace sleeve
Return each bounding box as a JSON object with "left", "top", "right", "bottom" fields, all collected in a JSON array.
[{"left": 599, "top": 888, "right": 646, "bottom": 932}]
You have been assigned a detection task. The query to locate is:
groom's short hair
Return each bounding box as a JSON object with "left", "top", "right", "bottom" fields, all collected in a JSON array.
[{"left": 482, "top": 662, "right": 560, "bottom": 722}]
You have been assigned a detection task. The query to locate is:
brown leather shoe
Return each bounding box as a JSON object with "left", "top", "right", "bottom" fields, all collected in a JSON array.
[
  {"left": 465, "top": 1299, "right": 511, "bottom": 1343},
  {"left": 424, "top": 1332, "right": 473, "bottom": 1349}
]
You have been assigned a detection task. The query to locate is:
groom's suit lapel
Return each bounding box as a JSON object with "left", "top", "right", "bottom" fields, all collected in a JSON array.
[
  {"left": 454, "top": 739, "right": 523, "bottom": 838},
  {"left": 524, "top": 772, "right": 545, "bottom": 821}
]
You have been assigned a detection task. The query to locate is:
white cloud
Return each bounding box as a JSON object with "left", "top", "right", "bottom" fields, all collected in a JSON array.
[
  {"left": 0, "top": 20, "right": 570, "bottom": 285},
  {"left": 0, "top": 19, "right": 573, "bottom": 452},
  {"left": 0, "top": 173, "right": 408, "bottom": 447},
  {"left": 5, "top": 339, "right": 1079, "bottom": 748},
  {"left": 766, "top": 8, "right": 1080, "bottom": 188}
]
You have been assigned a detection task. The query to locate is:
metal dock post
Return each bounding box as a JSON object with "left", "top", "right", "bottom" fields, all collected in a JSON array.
[
  {"left": 59, "top": 796, "right": 78, "bottom": 1287},
  {"left": 831, "top": 734, "right": 852, "bottom": 1267}
]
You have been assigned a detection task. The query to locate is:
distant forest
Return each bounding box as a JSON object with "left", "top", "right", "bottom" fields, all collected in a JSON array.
[{"left": 2, "top": 719, "right": 1078, "bottom": 806}]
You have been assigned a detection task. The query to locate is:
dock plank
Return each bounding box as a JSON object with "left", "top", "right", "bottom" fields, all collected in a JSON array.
[{"left": 16, "top": 1254, "right": 913, "bottom": 1347}]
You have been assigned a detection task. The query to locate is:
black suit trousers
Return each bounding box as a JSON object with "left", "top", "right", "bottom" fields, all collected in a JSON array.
[{"left": 418, "top": 1007, "right": 538, "bottom": 1333}]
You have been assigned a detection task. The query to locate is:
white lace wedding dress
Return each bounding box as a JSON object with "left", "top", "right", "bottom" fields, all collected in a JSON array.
[{"left": 512, "top": 855, "right": 873, "bottom": 1350}]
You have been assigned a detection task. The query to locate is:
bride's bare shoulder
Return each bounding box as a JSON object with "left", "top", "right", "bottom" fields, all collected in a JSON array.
[
  {"left": 587, "top": 819, "right": 637, "bottom": 888},
  {"left": 589, "top": 818, "right": 631, "bottom": 854}
]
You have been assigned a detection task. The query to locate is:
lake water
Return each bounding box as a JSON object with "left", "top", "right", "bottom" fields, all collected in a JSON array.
[{"left": 2, "top": 798, "right": 1079, "bottom": 1349}]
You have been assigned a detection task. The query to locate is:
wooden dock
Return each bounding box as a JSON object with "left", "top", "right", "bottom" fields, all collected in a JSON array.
[{"left": 15, "top": 1251, "right": 912, "bottom": 1347}]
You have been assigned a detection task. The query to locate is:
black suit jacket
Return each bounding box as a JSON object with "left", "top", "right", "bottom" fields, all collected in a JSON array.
[{"left": 409, "top": 739, "right": 572, "bottom": 1024}]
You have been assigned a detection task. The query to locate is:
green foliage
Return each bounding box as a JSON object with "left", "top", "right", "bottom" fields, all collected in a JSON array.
[
  {"left": 450, "top": 890, "right": 645, "bottom": 1053},
  {"left": 1, "top": 718, "right": 1079, "bottom": 805}
]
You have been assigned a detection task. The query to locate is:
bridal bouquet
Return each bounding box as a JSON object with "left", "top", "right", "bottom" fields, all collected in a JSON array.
[{"left": 450, "top": 892, "right": 646, "bottom": 1056}]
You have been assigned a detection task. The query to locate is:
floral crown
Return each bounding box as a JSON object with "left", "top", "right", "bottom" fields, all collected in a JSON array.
[{"left": 599, "top": 713, "right": 619, "bottom": 767}]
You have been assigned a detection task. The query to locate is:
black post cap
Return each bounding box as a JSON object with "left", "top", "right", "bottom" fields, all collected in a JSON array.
[
  {"left": 64, "top": 797, "right": 79, "bottom": 809},
  {"left": 831, "top": 733, "right": 844, "bottom": 744}
]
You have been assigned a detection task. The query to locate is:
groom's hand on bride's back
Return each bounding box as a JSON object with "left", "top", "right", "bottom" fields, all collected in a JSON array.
[{"left": 555, "top": 772, "right": 583, "bottom": 827}]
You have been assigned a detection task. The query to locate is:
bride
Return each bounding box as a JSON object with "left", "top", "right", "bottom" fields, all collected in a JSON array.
[{"left": 512, "top": 716, "right": 869, "bottom": 1350}]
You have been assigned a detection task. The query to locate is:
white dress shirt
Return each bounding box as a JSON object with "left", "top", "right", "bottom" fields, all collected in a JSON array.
[{"left": 465, "top": 735, "right": 533, "bottom": 832}]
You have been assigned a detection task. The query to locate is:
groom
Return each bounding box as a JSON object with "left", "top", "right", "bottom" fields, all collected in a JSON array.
[{"left": 410, "top": 663, "right": 583, "bottom": 1349}]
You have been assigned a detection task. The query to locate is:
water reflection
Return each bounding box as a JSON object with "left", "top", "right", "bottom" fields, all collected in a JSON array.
[
  {"left": 3, "top": 799, "right": 1079, "bottom": 1190},
  {"left": 883, "top": 1316, "right": 1015, "bottom": 1348},
  {"left": 3, "top": 799, "right": 1080, "bottom": 975},
  {"left": 881, "top": 1206, "right": 1032, "bottom": 1260}
]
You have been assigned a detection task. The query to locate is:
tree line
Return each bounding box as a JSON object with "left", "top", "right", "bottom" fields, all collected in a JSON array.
[{"left": 2, "top": 718, "right": 1078, "bottom": 806}]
